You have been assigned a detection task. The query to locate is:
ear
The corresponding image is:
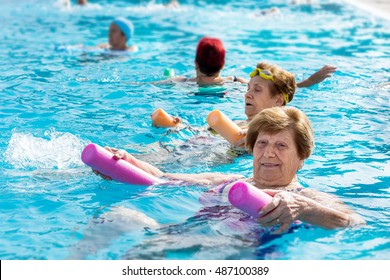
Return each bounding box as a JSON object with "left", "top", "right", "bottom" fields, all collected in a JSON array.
[
  {"left": 298, "top": 159, "right": 304, "bottom": 170},
  {"left": 275, "top": 94, "right": 284, "bottom": 106}
]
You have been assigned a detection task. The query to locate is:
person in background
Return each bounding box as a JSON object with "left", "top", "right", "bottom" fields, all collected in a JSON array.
[
  {"left": 225, "top": 61, "right": 297, "bottom": 147},
  {"left": 60, "top": 0, "right": 87, "bottom": 7},
  {"left": 150, "top": 62, "right": 296, "bottom": 150},
  {"left": 98, "top": 17, "right": 138, "bottom": 51},
  {"left": 170, "top": 36, "right": 336, "bottom": 87},
  {"left": 165, "top": 0, "right": 179, "bottom": 8},
  {"left": 171, "top": 37, "right": 247, "bottom": 85}
]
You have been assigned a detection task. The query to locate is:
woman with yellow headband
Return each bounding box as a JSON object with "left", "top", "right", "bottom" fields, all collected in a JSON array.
[
  {"left": 215, "top": 61, "right": 297, "bottom": 148},
  {"left": 245, "top": 62, "right": 295, "bottom": 120}
]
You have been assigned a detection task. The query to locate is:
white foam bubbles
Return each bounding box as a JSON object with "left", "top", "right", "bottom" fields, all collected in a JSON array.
[{"left": 4, "top": 128, "right": 90, "bottom": 170}]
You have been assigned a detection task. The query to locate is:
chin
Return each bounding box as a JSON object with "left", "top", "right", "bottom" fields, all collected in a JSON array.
[{"left": 245, "top": 111, "right": 254, "bottom": 119}]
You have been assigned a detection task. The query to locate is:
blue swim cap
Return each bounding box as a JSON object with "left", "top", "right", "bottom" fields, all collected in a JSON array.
[{"left": 112, "top": 17, "right": 134, "bottom": 42}]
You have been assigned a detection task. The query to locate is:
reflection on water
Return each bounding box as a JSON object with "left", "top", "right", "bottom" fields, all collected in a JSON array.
[{"left": 0, "top": 0, "right": 389, "bottom": 260}]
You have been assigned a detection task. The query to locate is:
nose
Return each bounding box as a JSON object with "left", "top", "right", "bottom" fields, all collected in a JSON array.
[
  {"left": 263, "top": 144, "right": 275, "bottom": 158},
  {"left": 245, "top": 90, "right": 253, "bottom": 99}
]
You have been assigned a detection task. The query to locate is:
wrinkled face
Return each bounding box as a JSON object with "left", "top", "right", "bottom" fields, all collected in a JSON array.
[
  {"left": 252, "top": 129, "right": 303, "bottom": 187},
  {"left": 109, "top": 23, "right": 126, "bottom": 49},
  {"left": 244, "top": 75, "right": 282, "bottom": 121}
]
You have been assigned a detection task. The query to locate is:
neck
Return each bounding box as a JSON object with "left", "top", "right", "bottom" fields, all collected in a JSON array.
[
  {"left": 249, "top": 175, "right": 299, "bottom": 190},
  {"left": 196, "top": 71, "right": 223, "bottom": 85},
  {"left": 110, "top": 43, "right": 127, "bottom": 51}
]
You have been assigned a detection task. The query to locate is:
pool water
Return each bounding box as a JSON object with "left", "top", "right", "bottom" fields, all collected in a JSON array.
[{"left": 0, "top": 0, "right": 389, "bottom": 260}]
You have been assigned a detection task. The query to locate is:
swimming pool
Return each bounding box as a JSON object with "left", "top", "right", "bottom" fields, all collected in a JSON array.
[{"left": 0, "top": 0, "right": 389, "bottom": 260}]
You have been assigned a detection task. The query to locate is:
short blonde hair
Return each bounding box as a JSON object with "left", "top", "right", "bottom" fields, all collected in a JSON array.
[
  {"left": 246, "top": 106, "right": 314, "bottom": 160},
  {"left": 256, "top": 62, "right": 297, "bottom": 105}
]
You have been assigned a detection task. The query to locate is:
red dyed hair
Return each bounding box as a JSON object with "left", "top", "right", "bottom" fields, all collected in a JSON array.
[{"left": 195, "top": 37, "right": 226, "bottom": 76}]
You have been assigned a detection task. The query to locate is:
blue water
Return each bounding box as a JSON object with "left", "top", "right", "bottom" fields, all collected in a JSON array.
[{"left": 0, "top": 0, "right": 389, "bottom": 260}]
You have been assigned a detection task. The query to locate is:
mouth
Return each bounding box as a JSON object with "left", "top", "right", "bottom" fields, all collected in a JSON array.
[{"left": 261, "top": 163, "right": 280, "bottom": 167}]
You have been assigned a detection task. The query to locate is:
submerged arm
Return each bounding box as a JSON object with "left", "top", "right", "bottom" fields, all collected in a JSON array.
[
  {"left": 259, "top": 188, "right": 365, "bottom": 234},
  {"left": 298, "top": 189, "right": 360, "bottom": 227}
]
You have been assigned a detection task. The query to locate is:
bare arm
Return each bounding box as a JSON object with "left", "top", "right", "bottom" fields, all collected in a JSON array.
[
  {"left": 146, "top": 76, "right": 195, "bottom": 85},
  {"left": 93, "top": 147, "right": 164, "bottom": 178},
  {"left": 164, "top": 172, "right": 244, "bottom": 186},
  {"left": 296, "top": 65, "right": 337, "bottom": 88},
  {"left": 258, "top": 188, "right": 365, "bottom": 234},
  {"left": 94, "top": 147, "right": 244, "bottom": 186},
  {"left": 227, "top": 76, "right": 249, "bottom": 84}
]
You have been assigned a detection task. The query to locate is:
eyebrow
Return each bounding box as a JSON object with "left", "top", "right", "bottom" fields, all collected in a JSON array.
[{"left": 250, "top": 82, "right": 263, "bottom": 88}]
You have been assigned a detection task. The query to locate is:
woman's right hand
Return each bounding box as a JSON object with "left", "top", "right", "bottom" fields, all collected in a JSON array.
[
  {"left": 103, "top": 147, "right": 135, "bottom": 162},
  {"left": 92, "top": 146, "right": 164, "bottom": 179},
  {"left": 92, "top": 146, "right": 136, "bottom": 180}
]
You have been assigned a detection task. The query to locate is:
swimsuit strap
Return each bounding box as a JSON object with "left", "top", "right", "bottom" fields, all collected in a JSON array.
[{"left": 216, "top": 178, "right": 241, "bottom": 194}]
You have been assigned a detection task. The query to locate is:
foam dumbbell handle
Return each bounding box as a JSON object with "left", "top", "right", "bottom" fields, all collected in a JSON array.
[
  {"left": 151, "top": 108, "right": 179, "bottom": 128},
  {"left": 81, "top": 143, "right": 162, "bottom": 186},
  {"left": 228, "top": 181, "right": 273, "bottom": 218},
  {"left": 207, "top": 109, "right": 244, "bottom": 145}
]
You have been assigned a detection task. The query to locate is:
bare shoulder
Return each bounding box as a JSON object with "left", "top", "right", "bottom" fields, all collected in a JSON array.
[
  {"left": 127, "top": 45, "right": 138, "bottom": 52},
  {"left": 97, "top": 43, "right": 109, "bottom": 49}
]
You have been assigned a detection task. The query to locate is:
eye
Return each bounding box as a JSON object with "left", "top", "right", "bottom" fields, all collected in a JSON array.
[
  {"left": 256, "top": 140, "right": 267, "bottom": 147},
  {"left": 276, "top": 143, "right": 287, "bottom": 149},
  {"left": 254, "top": 86, "right": 263, "bottom": 94}
]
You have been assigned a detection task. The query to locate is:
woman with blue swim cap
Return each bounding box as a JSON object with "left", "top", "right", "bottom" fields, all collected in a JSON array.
[{"left": 99, "top": 17, "right": 138, "bottom": 51}]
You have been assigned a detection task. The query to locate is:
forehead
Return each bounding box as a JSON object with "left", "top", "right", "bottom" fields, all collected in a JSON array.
[
  {"left": 249, "top": 75, "right": 273, "bottom": 88},
  {"left": 257, "top": 129, "right": 294, "bottom": 142},
  {"left": 109, "top": 23, "right": 121, "bottom": 32}
]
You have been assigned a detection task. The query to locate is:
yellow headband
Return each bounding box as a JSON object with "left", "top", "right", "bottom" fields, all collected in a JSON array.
[
  {"left": 250, "top": 68, "right": 289, "bottom": 105},
  {"left": 282, "top": 92, "right": 289, "bottom": 105}
]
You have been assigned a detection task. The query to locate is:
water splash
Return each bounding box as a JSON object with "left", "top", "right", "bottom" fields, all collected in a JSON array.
[{"left": 4, "top": 129, "right": 90, "bottom": 170}]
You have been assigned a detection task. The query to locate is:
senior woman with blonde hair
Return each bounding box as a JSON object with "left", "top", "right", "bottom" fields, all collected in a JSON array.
[
  {"left": 95, "top": 106, "right": 365, "bottom": 233},
  {"left": 216, "top": 61, "right": 297, "bottom": 148}
]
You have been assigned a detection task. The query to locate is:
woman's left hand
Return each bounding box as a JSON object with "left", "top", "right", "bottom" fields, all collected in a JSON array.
[{"left": 257, "top": 190, "right": 307, "bottom": 234}]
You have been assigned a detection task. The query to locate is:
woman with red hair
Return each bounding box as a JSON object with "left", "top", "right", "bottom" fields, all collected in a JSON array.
[
  {"left": 171, "top": 36, "right": 336, "bottom": 87},
  {"left": 173, "top": 37, "right": 247, "bottom": 85}
]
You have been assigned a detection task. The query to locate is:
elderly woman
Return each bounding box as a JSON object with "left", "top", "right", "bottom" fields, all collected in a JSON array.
[
  {"left": 96, "top": 106, "right": 365, "bottom": 233},
  {"left": 98, "top": 17, "right": 138, "bottom": 51},
  {"left": 222, "top": 61, "right": 297, "bottom": 147},
  {"left": 169, "top": 61, "right": 329, "bottom": 147},
  {"left": 156, "top": 61, "right": 295, "bottom": 141}
]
